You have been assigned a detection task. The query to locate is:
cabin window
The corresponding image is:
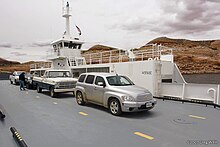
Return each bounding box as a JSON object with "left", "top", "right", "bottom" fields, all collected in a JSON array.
[
  {"left": 78, "top": 44, "right": 82, "bottom": 49},
  {"left": 64, "top": 42, "right": 69, "bottom": 47},
  {"left": 59, "top": 42, "right": 63, "bottom": 48}
]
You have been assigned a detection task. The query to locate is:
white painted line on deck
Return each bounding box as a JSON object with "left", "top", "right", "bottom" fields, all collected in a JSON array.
[
  {"left": 79, "top": 112, "right": 88, "bottom": 116},
  {"left": 26, "top": 92, "right": 29, "bottom": 94},
  {"left": 189, "top": 115, "right": 206, "bottom": 120},
  {"left": 134, "top": 132, "right": 154, "bottom": 140},
  {"left": 53, "top": 102, "right": 58, "bottom": 105},
  {"left": 36, "top": 96, "right": 40, "bottom": 99}
]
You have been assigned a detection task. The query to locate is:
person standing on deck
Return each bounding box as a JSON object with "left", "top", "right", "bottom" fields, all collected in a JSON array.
[{"left": 19, "top": 72, "right": 26, "bottom": 91}]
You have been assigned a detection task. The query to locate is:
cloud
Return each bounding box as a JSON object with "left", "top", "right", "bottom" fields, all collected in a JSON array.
[
  {"left": 113, "top": 0, "right": 220, "bottom": 35},
  {"left": 0, "top": 42, "right": 12, "bottom": 48},
  {"left": 10, "top": 52, "right": 27, "bottom": 56},
  {"left": 30, "top": 41, "right": 51, "bottom": 47},
  {"left": 153, "top": 0, "right": 220, "bottom": 34}
]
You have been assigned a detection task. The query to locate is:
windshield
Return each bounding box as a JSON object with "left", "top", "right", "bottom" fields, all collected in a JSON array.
[
  {"left": 106, "top": 75, "right": 134, "bottom": 86},
  {"left": 48, "top": 71, "right": 72, "bottom": 78}
]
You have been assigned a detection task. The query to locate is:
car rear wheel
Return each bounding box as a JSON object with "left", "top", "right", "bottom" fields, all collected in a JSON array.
[
  {"left": 10, "top": 80, "right": 13, "bottom": 84},
  {"left": 26, "top": 83, "right": 31, "bottom": 89},
  {"left": 76, "top": 91, "right": 85, "bottom": 105},
  {"left": 109, "top": 99, "right": 122, "bottom": 116},
  {"left": 36, "top": 85, "right": 42, "bottom": 93}
]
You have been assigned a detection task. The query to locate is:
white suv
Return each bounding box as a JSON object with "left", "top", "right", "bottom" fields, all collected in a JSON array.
[{"left": 75, "top": 73, "right": 157, "bottom": 116}]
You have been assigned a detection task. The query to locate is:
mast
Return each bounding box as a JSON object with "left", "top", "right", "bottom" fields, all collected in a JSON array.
[{"left": 62, "top": 1, "right": 72, "bottom": 39}]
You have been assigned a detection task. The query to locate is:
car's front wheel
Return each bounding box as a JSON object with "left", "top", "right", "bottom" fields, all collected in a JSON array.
[
  {"left": 76, "top": 91, "right": 85, "bottom": 105},
  {"left": 50, "top": 87, "right": 56, "bottom": 98},
  {"left": 109, "top": 98, "right": 122, "bottom": 116},
  {"left": 36, "top": 85, "right": 42, "bottom": 93}
]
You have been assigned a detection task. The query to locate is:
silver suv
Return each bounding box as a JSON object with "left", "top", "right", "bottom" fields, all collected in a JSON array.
[{"left": 75, "top": 73, "right": 157, "bottom": 116}]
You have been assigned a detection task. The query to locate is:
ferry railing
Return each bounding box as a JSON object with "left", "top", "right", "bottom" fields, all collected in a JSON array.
[
  {"left": 82, "top": 44, "right": 173, "bottom": 65},
  {"left": 30, "top": 62, "right": 52, "bottom": 69},
  {"left": 160, "top": 83, "right": 220, "bottom": 107}
]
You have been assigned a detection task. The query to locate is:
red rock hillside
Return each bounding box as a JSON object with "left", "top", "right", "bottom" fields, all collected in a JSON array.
[{"left": 145, "top": 37, "right": 220, "bottom": 74}]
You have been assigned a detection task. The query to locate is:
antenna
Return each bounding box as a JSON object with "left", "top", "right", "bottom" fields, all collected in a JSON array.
[{"left": 62, "top": 1, "right": 72, "bottom": 39}]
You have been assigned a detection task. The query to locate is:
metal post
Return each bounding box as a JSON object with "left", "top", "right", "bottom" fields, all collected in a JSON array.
[
  {"left": 217, "top": 85, "right": 220, "bottom": 105},
  {"left": 181, "top": 83, "right": 185, "bottom": 100}
]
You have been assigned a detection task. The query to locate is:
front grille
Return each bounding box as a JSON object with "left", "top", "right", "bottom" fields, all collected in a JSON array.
[
  {"left": 57, "top": 82, "right": 76, "bottom": 89},
  {"left": 136, "top": 93, "right": 152, "bottom": 102}
]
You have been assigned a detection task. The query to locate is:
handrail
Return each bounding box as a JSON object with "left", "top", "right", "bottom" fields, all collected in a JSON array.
[{"left": 82, "top": 44, "right": 173, "bottom": 65}]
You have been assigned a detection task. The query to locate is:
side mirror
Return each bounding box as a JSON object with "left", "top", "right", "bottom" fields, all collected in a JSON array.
[{"left": 98, "top": 82, "right": 106, "bottom": 87}]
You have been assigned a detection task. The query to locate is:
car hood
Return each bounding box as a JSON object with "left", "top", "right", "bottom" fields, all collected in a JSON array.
[
  {"left": 49, "top": 78, "right": 77, "bottom": 83},
  {"left": 110, "top": 85, "right": 151, "bottom": 98}
]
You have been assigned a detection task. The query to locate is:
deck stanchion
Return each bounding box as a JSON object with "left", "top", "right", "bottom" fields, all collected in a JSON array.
[
  {"left": 0, "top": 109, "right": 5, "bottom": 119},
  {"left": 10, "top": 127, "right": 28, "bottom": 147}
]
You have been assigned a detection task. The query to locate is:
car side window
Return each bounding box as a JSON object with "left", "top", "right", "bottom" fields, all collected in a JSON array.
[
  {"left": 95, "top": 76, "right": 105, "bottom": 85},
  {"left": 78, "top": 75, "right": 86, "bottom": 82},
  {"left": 85, "top": 75, "right": 95, "bottom": 84}
]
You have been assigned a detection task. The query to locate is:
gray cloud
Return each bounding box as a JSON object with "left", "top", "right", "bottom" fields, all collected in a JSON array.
[
  {"left": 10, "top": 52, "right": 27, "bottom": 56},
  {"left": 30, "top": 41, "right": 51, "bottom": 47},
  {"left": 0, "top": 42, "right": 12, "bottom": 48},
  {"left": 114, "top": 0, "right": 220, "bottom": 35},
  {"left": 153, "top": 0, "right": 220, "bottom": 34}
]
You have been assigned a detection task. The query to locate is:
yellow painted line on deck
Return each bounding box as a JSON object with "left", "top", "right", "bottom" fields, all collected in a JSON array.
[
  {"left": 79, "top": 112, "right": 88, "bottom": 116},
  {"left": 134, "top": 132, "right": 154, "bottom": 140},
  {"left": 189, "top": 115, "right": 206, "bottom": 120}
]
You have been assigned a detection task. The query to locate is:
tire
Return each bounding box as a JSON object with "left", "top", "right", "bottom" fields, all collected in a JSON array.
[
  {"left": 76, "top": 91, "right": 85, "bottom": 105},
  {"left": 50, "top": 87, "right": 56, "bottom": 98},
  {"left": 36, "top": 85, "right": 42, "bottom": 93},
  {"left": 26, "top": 83, "right": 31, "bottom": 89},
  {"left": 109, "top": 98, "right": 122, "bottom": 116},
  {"left": 14, "top": 80, "right": 17, "bottom": 85},
  {"left": 10, "top": 80, "right": 13, "bottom": 84}
]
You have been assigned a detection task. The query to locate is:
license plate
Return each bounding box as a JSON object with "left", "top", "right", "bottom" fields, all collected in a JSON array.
[{"left": 146, "top": 102, "right": 152, "bottom": 108}]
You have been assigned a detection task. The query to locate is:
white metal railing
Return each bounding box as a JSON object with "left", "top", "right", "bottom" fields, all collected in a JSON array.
[
  {"left": 160, "top": 83, "right": 220, "bottom": 105},
  {"left": 30, "top": 62, "right": 52, "bottom": 69},
  {"left": 82, "top": 44, "right": 173, "bottom": 65}
]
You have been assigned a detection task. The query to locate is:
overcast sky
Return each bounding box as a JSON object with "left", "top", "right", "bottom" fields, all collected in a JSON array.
[{"left": 0, "top": 0, "right": 220, "bottom": 62}]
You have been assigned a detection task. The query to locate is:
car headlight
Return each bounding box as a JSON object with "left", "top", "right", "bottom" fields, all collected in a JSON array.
[{"left": 121, "top": 95, "right": 134, "bottom": 101}]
